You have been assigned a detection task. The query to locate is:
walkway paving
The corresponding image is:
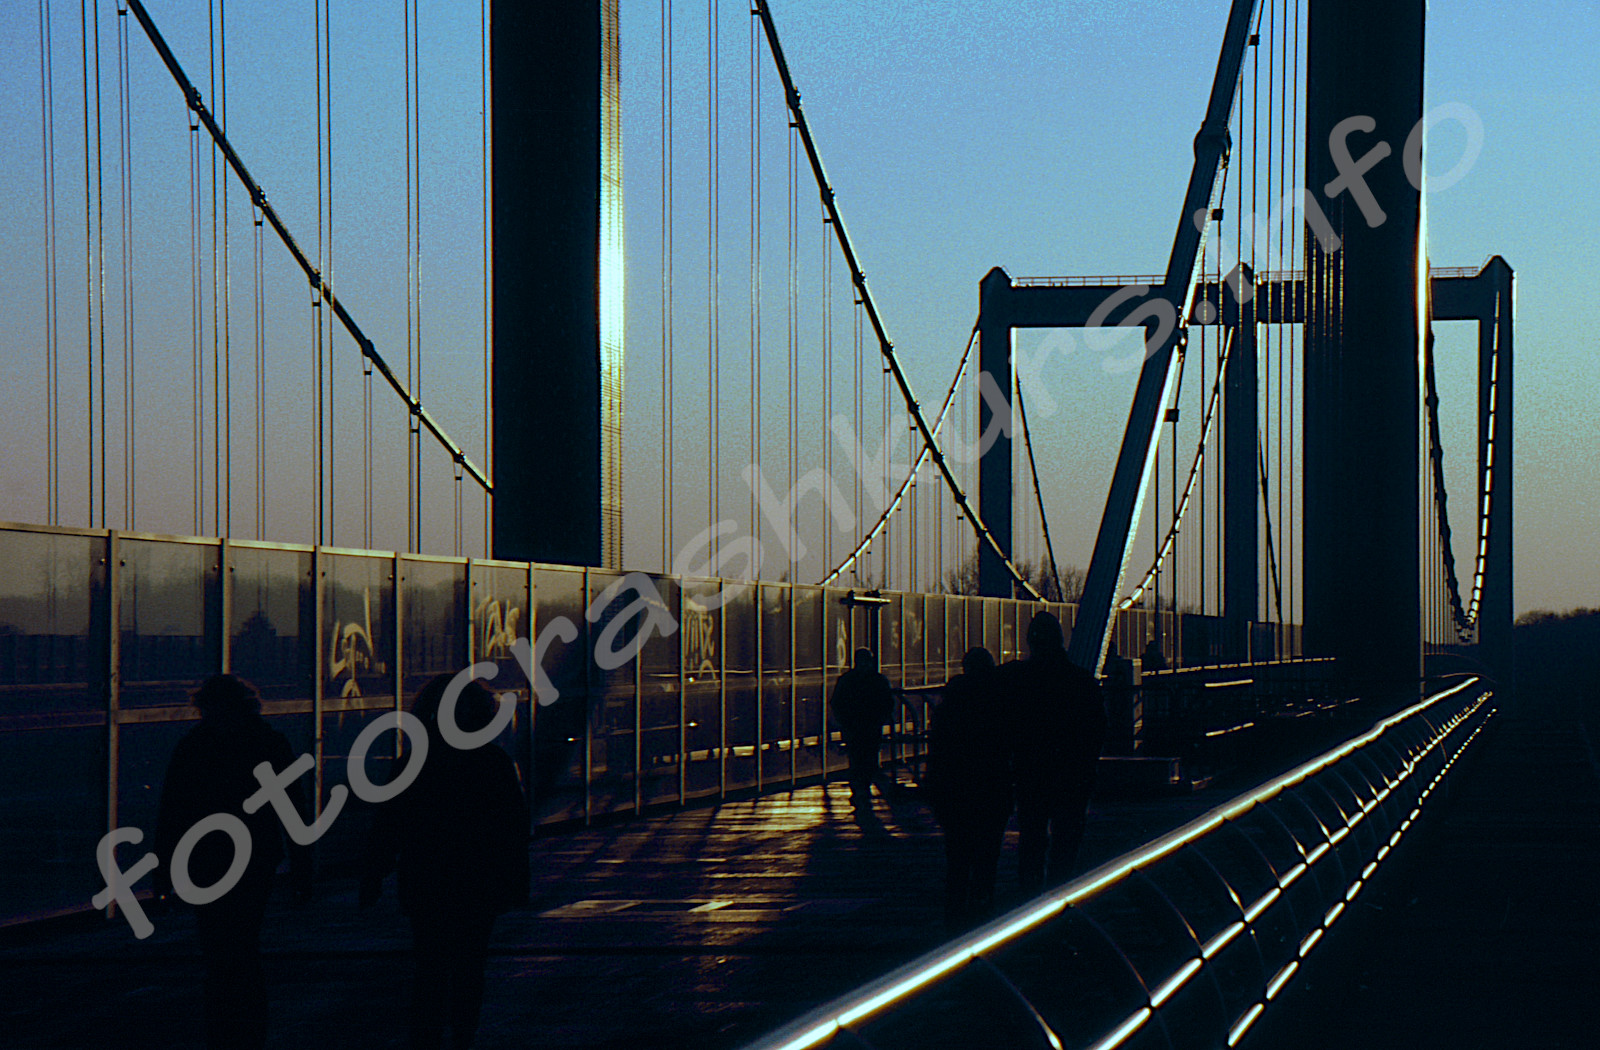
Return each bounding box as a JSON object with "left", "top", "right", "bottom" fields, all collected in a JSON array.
[{"left": 0, "top": 775, "right": 1229, "bottom": 1050}]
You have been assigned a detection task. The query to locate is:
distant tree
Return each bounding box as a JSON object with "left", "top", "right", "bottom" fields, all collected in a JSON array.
[
  {"left": 1513, "top": 606, "right": 1600, "bottom": 717},
  {"left": 938, "top": 550, "right": 1086, "bottom": 603}
]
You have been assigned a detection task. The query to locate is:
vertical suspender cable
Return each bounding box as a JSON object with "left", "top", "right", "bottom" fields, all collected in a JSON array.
[
  {"left": 1289, "top": 0, "right": 1300, "bottom": 635},
  {"left": 662, "top": 0, "right": 673, "bottom": 570},
  {"left": 117, "top": 1, "right": 133, "bottom": 529},
  {"left": 787, "top": 120, "right": 797, "bottom": 584},
  {"left": 192, "top": 112, "right": 204, "bottom": 534},
  {"left": 708, "top": 0, "right": 720, "bottom": 562},
  {"left": 254, "top": 208, "right": 264, "bottom": 539},
  {"left": 411, "top": 2, "right": 423, "bottom": 552},
  {"left": 1263, "top": 0, "right": 1274, "bottom": 623},
  {"left": 41, "top": 0, "right": 60, "bottom": 526},
  {"left": 405, "top": 0, "right": 415, "bottom": 552},
  {"left": 219, "top": 0, "right": 231, "bottom": 535},
  {"left": 93, "top": 0, "right": 108, "bottom": 528},
  {"left": 821, "top": 212, "right": 830, "bottom": 574},
  {"left": 481, "top": 0, "right": 491, "bottom": 556},
  {"left": 312, "top": 0, "right": 324, "bottom": 544},
  {"left": 82, "top": 0, "right": 97, "bottom": 526},
  {"left": 750, "top": 8, "right": 761, "bottom": 578},
  {"left": 208, "top": 0, "right": 218, "bottom": 535},
  {"left": 327, "top": 0, "right": 337, "bottom": 547},
  {"left": 851, "top": 300, "right": 860, "bottom": 579}
]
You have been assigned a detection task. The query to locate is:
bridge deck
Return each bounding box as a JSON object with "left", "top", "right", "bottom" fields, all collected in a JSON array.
[
  {"left": 1, "top": 770, "right": 1229, "bottom": 1050},
  {"left": 2, "top": 706, "right": 1593, "bottom": 1049}
]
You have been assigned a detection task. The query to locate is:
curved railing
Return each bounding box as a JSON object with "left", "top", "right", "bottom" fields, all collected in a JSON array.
[{"left": 743, "top": 677, "right": 1495, "bottom": 1050}]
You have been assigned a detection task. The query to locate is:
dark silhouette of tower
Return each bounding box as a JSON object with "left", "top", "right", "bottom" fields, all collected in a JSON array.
[
  {"left": 1302, "top": 0, "right": 1425, "bottom": 700},
  {"left": 492, "top": 0, "right": 623, "bottom": 568}
]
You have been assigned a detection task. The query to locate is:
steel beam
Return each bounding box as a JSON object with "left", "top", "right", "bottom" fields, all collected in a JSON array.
[{"left": 978, "top": 268, "right": 1015, "bottom": 597}]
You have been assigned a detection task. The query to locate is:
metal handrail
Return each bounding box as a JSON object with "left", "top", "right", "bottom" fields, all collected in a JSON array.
[{"left": 743, "top": 677, "right": 1494, "bottom": 1050}]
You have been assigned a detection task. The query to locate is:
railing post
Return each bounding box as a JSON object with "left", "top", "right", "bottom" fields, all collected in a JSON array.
[
  {"left": 677, "top": 579, "right": 687, "bottom": 805},
  {"left": 104, "top": 530, "right": 121, "bottom": 911},
  {"left": 394, "top": 551, "right": 406, "bottom": 728},
  {"left": 719, "top": 580, "right": 728, "bottom": 799},
  {"left": 755, "top": 584, "right": 764, "bottom": 790},
  {"left": 583, "top": 569, "right": 593, "bottom": 825},
  {"left": 218, "top": 537, "right": 231, "bottom": 674},
  {"left": 312, "top": 545, "right": 325, "bottom": 819},
  {"left": 789, "top": 584, "right": 798, "bottom": 787}
]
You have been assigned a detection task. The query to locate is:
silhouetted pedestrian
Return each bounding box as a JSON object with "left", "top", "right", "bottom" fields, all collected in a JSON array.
[
  {"left": 361, "top": 674, "right": 530, "bottom": 1050},
  {"left": 927, "top": 647, "right": 1012, "bottom": 930},
  {"left": 1007, "top": 612, "right": 1107, "bottom": 895},
  {"left": 153, "top": 674, "right": 313, "bottom": 1050},
  {"left": 1141, "top": 636, "right": 1167, "bottom": 672},
  {"left": 829, "top": 648, "right": 895, "bottom": 808}
]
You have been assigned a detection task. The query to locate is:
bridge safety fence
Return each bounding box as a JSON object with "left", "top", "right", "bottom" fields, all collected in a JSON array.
[
  {"left": 743, "top": 676, "right": 1495, "bottom": 1050},
  {"left": 0, "top": 520, "right": 1304, "bottom": 927}
]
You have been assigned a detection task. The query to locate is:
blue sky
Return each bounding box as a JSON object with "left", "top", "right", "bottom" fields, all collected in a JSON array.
[{"left": 0, "top": 0, "right": 1594, "bottom": 617}]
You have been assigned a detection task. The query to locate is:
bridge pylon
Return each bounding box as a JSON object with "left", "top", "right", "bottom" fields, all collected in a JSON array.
[{"left": 1301, "top": 0, "right": 1426, "bottom": 701}]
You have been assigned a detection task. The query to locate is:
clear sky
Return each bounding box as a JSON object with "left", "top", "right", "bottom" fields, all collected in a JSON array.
[{"left": 0, "top": 1, "right": 1594, "bottom": 617}]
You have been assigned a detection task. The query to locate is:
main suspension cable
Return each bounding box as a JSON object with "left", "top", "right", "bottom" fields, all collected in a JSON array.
[
  {"left": 122, "top": 0, "right": 493, "bottom": 498},
  {"left": 753, "top": 1, "right": 1041, "bottom": 599},
  {"left": 821, "top": 323, "right": 978, "bottom": 586}
]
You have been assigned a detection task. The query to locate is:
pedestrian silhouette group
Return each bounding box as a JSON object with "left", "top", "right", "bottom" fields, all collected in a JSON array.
[{"left": 926, "top": 611, "right": 1108, "bottom": 929}]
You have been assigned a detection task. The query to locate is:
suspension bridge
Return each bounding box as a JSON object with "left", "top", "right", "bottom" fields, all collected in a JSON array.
[{"left": 0, "top": 2, "right": 1580, "bottom": 1049}]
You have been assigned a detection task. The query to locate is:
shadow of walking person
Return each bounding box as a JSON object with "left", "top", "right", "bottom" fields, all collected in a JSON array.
[{"left": 361, "top": 673, "right": 530, "bottom": 1050}]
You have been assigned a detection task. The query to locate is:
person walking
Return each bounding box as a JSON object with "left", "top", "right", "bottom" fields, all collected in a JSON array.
[
  {"left": 153, "top": 674, "right": 314, "bottom": 1050},
  {"left": 927, "top": 646, "right": 1012, "bottom": 930},
  {"left": 829, "top": 648, "right": 895, "bottom": 808},
  {"left": 1007, "top": 612, "right": 1107, "bottom": 895},
  {"left": 361, "top": 674, "right": 530, "bottom": 1050}
]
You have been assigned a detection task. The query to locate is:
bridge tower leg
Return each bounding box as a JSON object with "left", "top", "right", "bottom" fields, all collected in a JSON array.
[
  {"left": 490, "top": 0, "right": 624, "bottom": 567},
  {"left": 1302, "top": 0, "right": 1425, "bottom": 700},
  {"left": 1478, "top": 258, "right": 1515, "bottom": 694},
  {"left": 977, "top": 268, "right": 1015, "bottom": 598},
  {"left": 1224, "top": 284, "right": 1258, "bottom": 659}
]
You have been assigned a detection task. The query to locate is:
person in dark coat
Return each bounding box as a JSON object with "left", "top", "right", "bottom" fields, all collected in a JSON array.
[
  {"left": 361, "top": 674, "right": 530, "bottom": 1050},
  {"left": 153, "top": 674, "right": 313, "bottom": 1050},
  {"left": 927, "top": 646, "right": 1012, "bottom": 930},
  {"left": 829, "top": 648, "right": 895, "bottom": 808},
  {"left": 1006, "top": 612, "right": 1108, "bottom": 895}
]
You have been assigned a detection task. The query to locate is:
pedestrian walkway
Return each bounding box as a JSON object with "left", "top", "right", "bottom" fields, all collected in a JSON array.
[
  {"left": 1250, "top": 709, "right": 1600, "bottom": 1049},
  {"left": 0, "top": 773, "right": 1232, "bottom": 1049}
]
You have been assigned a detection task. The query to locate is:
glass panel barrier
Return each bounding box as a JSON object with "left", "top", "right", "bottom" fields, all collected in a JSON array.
[
  {"left": 792, "top": 585, "right": 824, "bottom": 779},
  {"left": 321, "top": 552, "right": 396, "bottom": 709},
  {"left": 983, "top": 599, "right": 1002, "bottom": 662},
  {"left": 532, "top": 568, "right": 587, "bottom": 824},
  {"left": 925, "top": 594, "right": 946, "bottom": 686},
  {"left": 759, "top": 583, "right": 793, "bottom": 788},
  {"left": 723, "top": 582, "right": 758, "bottom": 792},
  {"left": 228, "top": 544, "right": 313, "bottom": 707},
  {"left": 586, "top": 571, "right": 639, "bottom": 818},
  {"left": 638, "top": 575, "right": 682, "bottom": 807},
  {"left": 120, "top": 538, "right": 221, "bottom": 708},
  {"left": 681, "top": 579, "right": 724, "bottom": 799},
  {"left": 1001, "top": 599, "right": 1020, "bottom": 663},
  {"left": 824, "top": 588, "right": 852, "bottom": 774},
  {"left": 471, "top": 562, "right": 533, "bottom": 812},
  {"left": 0, "top": 528, "right": 105, "bottom": 717},
  {"left": 401, "top": 557, "right": 467, "bottom": 702},
  {"left": 901, "top": 593, "right": 925, "bottom": 689}
]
